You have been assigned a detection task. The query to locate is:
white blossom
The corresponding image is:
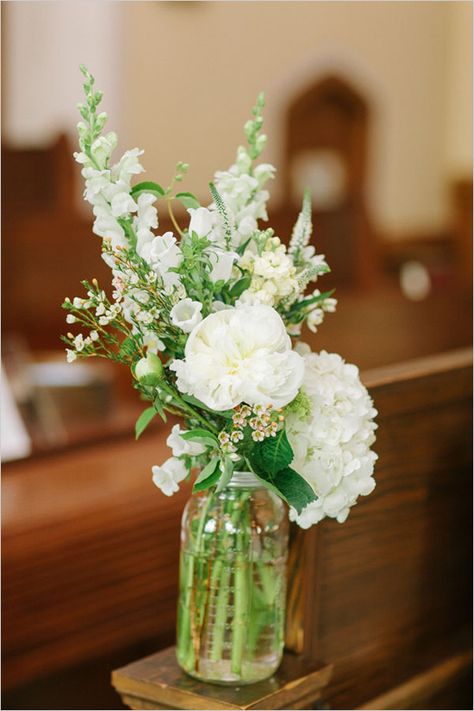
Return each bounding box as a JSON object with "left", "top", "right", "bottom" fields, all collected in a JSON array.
[
  {"left": 152, "top": 457, "right": 188, "bottom": 496},
  {"left": 188, "top": 207, "right": 214, "bottom": 238},
  {"left": 170, "top": 298, "right": 203, "bottom": 333},
  {"left": 207, "top": 248, "right": 237, "bottom": 283},
  {"left": 170, "top": 304, "right": 304, "bottom": 411},
  {"left": 166, "top": 424, "right": 206, "bottom": 457},
  {"left": 286, "top": 350, "right": 378, "bottom": 527},
  {"left": 66, "top": 349, "right": 77, "bottom": 363}
]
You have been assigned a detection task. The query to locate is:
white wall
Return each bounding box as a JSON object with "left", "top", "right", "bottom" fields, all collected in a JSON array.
[
  {"left": 3, "top": 1, "right": 124, "bottom": 145},
  {"left": 3, "top": 1, "right": 472, "bottom": 238}
]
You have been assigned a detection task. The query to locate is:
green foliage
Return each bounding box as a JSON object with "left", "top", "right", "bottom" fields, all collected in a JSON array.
[
  {"left": 182, "top": 428, "right": 218, "bottom": 448},
  {"left": 247, "top": 427, "right": 317, "bottom": 513},
  {"left": 215, "top": 457, "right": 234, "bottom": 492},
  {"left": 193, "top": 457, "right": 221, "bottom": 492},
  {"left": 245, "top": 92, "right": 267, "bottom": 160},
  {"left": 251, "top": 429, "right": 293, "bottom": 476},
  {"left": 135, "top": 406, "right": 157, "bottom": 440},
  {"left": 175, "top": 192, "right": 200, "bottom": 210},
  {"left": 131, "top": 181, "right": 165, "bottom": 199},
  {"left": 209, "top": 182, "right": 232, "bottom": 248}
]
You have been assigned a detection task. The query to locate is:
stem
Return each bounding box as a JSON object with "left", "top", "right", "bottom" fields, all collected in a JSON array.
[
  {"left": 167, "top": 198, "right": 184, "bottom": 237},
  {"left": 230, "top": 492, "right": 249, "bottom": 676}
]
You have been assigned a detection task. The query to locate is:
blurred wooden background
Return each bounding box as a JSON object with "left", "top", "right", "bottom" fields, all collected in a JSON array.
[{"left": 3, "top": 349, "right": 472, "bottom": 709}]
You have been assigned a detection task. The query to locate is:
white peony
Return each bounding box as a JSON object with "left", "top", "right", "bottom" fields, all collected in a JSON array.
[
  {"left": 152, "top": 456, "right": 188, "bottom": 496},
  {"left": 170, "top": 304, "right": 304, "bottom": 411},
  {"left": 170, "top": 298, "right": 203, "bottom": 333},
  {"left": 287, "top": 350, "right": 378, "bottom": 527},
  {"left": 166, "top": 424, "right": 206, "bottom": 457}
]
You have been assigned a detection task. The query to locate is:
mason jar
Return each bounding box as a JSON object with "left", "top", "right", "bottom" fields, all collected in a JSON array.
[{"left": 176, "top": 471, "right": 289, "bottom": 685}]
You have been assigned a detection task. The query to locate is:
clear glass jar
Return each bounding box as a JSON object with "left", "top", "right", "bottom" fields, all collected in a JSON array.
[{"left": 176, "top": 471, "right": 289, "bottom": 685}]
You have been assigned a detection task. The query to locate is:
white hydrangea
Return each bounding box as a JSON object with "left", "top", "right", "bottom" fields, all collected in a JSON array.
[{"left": 287, "top": 348, "right": 378, "bottom": 527}]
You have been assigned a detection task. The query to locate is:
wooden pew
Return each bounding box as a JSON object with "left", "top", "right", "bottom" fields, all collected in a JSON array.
[{"left": 2, "top": 348, "right": 472, "bottom": 709}]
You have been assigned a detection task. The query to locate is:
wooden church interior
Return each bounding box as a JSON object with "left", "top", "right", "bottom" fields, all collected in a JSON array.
[{"left": 2, "top": 2, "right": 472, "bottom": 709}]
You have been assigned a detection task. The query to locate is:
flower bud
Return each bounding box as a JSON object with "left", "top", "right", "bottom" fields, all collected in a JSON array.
[{"left": 135, "top": 352, "right": 164, "bottom": 386}]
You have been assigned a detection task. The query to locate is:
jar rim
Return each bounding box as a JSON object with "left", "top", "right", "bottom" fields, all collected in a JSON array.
[{"left": 227, "top": 470, "right": 262, "bottom": 488}]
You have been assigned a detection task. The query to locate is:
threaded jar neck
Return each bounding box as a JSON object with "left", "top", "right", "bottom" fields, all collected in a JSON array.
[{"left": 227, "top": 470, "right": 262, "bottom": 488}]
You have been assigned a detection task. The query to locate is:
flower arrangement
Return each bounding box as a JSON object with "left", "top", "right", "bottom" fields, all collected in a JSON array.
[{"left": 63, "top": 65, "right": 377, "bottom": 528}]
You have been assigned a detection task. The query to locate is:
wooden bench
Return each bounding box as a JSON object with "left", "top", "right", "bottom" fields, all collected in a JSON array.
[{"left": 3, "top": 348, "right": 472, "bottom": 708}]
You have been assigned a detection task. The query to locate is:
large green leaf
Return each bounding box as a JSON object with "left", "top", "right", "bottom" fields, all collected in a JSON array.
[{"left": 252, "top": 429, "right": 294, "bottom": 476}]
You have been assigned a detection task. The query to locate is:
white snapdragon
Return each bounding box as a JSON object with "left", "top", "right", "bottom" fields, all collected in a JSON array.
[
  {"left": 286, "top": 350, "right": 378, "bottom": 527},
  {"left": 170, "top": 304, "right": 304, "bottom": 411},
  {"left": 166, "top": 424, "right": 206, "bottom": 457},
  {"left": 137, "top": 232, "right": 183, "bottom": 291},
  {"left": 209, "top": 146, "right": 275, "bottom": 248},
  {"left": 75, "top": 142, "right": 145, "bottom": 249},
  {"left": 152, "top": 457, "right": 188, "bottom": 496},
  {"left": 170, "top": 298, "right": 203, "bottom": 333}
]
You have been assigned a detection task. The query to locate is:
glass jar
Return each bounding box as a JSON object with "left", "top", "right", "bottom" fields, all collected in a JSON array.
[{"left": 176, "top": 471, "right": 289, "bottom": 685}]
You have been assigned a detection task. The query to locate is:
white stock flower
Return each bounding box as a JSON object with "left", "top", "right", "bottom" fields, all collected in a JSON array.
[
  {"left": 170, "top": 298, "right": 203, "bottom": 333},
  {"left": 152, "top": 457, "right": 188, "bottom": 497},
  {"left": 166, "top": 424, "right": 206, "bottom": 457},
  {"left": 286, "top": 350, "right": 378, "bottom": 528},
  {"left": 170, "top": 304, "right": 304, "bottom": 411},
  {"left": 188, "top": 207, "right": 214, "bottom": 237}
]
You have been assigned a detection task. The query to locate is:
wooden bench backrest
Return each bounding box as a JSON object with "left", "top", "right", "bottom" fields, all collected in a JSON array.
[{"left": 287, "top": 348, "right": 472, "bottom": 707}]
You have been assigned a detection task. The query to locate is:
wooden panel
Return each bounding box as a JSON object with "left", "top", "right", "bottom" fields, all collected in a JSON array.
[
  {"left": 298, "top": 348, "right": 473, "bottom": 708},
  {"left": 2, "top": 429, "right": 188, "bottom": 690}
]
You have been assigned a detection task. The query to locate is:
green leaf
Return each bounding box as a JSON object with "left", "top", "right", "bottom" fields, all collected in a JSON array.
[
  {"left": 182, "top": 428, "right": 218, "bottom": 442},
  {"left": 272, "top": 467, "right": 317, "bottom": 514},
  {"left": 135, "top": 406, "right": 156, "bottom": 440},
  {"left": 153, "top": 396, "right": 167, "bottom": 423},
  {"left": 193, "top": 457, "right": 220, "bottom": 492},
  {"left": 131, "top": 181, "right": 165, "bottom": 199},
  {"left": 175, "top": 191, "right": 200, "bottom": 209},
  {"left": 216, "top": 457, "right": 234, "bottom": 492},
  {"left": 236, "top": 237, "right": 252, "bottom": 257},
  {"left": 287, "top": 289, "right": 336, "bottom": 315},
  {"left": 229, "top": 275, "right": 252, "bottom": 300},
  {"left": 252, "top": 429, "right": 294, "bottom": 476},
  {"left": 181, "top": 394, "right": 234, "bottom": 418},
  {"left": 181, "top": 428, "right": 217, "bottom": 448},
  {"left": 251, "top": 464, "right": 316, "bottom": 514}
]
